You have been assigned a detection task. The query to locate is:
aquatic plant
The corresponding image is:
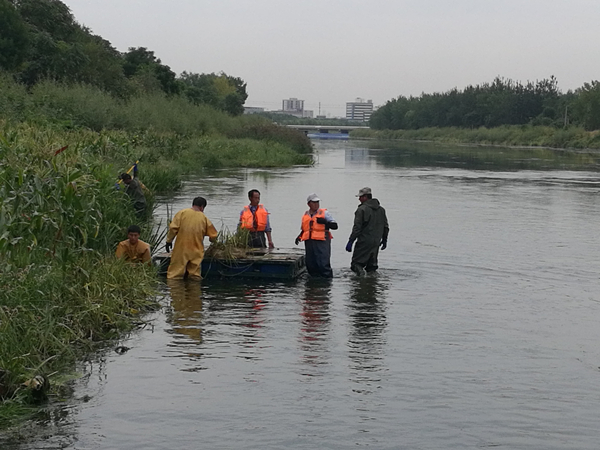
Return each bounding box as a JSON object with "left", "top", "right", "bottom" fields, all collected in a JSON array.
[{"left": 205, "top": 227, "right": 251, "bottom": 260}]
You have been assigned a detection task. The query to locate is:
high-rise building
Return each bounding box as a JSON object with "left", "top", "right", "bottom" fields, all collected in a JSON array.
[
  {"left": 346, "top": 98, "right": 373, "bottom": 122},
  {"left": 282, "top": 98, "right": 304, "bottom": 113}
]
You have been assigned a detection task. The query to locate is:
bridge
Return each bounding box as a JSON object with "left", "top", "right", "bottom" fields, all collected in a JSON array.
[{"left": 286, "top": 124, "right": 370, "bottom": 135}]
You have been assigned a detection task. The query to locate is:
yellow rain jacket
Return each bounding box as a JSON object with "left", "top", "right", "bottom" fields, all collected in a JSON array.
[
  {"left": 115, "top": 239, "right": 151, "bottom": 264},
  {"left": 166, "top": 208, "right": 218, "bottom": 280}
]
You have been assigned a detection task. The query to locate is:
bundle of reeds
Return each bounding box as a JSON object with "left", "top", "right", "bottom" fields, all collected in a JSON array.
[{"left": 205, "top": 228, "right": 251, "bottom": 260}]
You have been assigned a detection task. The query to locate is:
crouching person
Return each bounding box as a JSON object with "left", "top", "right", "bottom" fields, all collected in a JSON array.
[{"left": 116, "top": 225, "right": 151, "bottom": 265}]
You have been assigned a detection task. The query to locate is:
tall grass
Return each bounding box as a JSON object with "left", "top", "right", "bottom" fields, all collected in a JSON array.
[
  {"left": 0, "top": 75, "right": 312, "bottom": 154},
  {"left": 0, "top": 74, "right": 313, "bottom": 425},
  {"left": 0, "top": 125, "right": 162, "bottom": 425},
  {"left": 351, "top": 126, "right": 600, "bottom": 150}
]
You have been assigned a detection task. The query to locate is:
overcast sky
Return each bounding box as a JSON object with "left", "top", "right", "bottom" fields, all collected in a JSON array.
[{"left": 64, "top": 0, "right": 600, "bottom": 117}]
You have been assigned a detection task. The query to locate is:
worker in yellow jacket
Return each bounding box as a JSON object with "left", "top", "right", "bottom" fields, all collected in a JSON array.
[
  {"left": 165, "top": 197, "right": 218, "bottom": 280},
  {"left": 115, "top": 224, "right": 151, "bottom": 265}
]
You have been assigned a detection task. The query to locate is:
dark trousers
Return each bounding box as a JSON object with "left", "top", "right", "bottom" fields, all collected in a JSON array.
[
  {"left": 351, "top": 240, "right": 379, "bottom": 274},
  {"left": 248, "top": 231, "right": 267, "bottom": 248},
  {"left": 305, "top": 239, "right": 333, "bottom": 278}
]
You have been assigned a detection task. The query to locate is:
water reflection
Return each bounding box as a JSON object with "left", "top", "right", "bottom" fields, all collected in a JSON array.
[
  {"left": 166, "top": 279, "right": 203, "bottom": 345},
  {"left": 202, "top": 280, "right": 273, "bottom": 360},
  {"left": 298, "top": 278, "right": 332, "bottom": 372},
  {"left": 355, "top": 140, "right": 600, "bottom": 172},
  {"left": 344, "top": 148, "right": 373, "bottom": 167},
  {"left": 347, "top": 275, "right": 389, "bottom": 379}
]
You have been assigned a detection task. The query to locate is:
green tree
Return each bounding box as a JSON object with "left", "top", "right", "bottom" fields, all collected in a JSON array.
[
  {"left": 123, "top": 47, "right": 180, "bottom": 95},
  {"left": 0, "top": 0, "right": 29, "bottom": 71},
  {"left": 571, "top": 81, "right": 600, "bottom": 130},
  {"left": 13, "top": 0, "right": 77, "bottom": 40},
  {"left": 179, "top": 71, "right": 220, "bottom": 108},
  {"left": 179, "top": 71, "right": 247, "bottom": 115}
]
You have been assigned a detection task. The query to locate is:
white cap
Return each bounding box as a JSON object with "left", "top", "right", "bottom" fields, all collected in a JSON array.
[{"left": 306, "top": 193, "right": 321, "bottom": 203}]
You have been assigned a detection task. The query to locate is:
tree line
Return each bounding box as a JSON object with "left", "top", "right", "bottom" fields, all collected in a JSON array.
[
  {"left": 370, "top": 76, "right": 600, "bottom": 132},
  {"left": 0, "top": 0, "right": 247, "bottom": 115}
]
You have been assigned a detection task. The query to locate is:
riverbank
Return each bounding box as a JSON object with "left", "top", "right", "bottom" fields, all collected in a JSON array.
[
  {"left": 0, "top": 80, "right": 312, "bottom": 427},
  {"left": 351, "top": 125, "right": 600, "bottom": 150}
]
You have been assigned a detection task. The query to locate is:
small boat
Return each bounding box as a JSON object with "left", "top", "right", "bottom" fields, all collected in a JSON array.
[{"left": 153, "top": 248, "right": 306, "bottom": 280}]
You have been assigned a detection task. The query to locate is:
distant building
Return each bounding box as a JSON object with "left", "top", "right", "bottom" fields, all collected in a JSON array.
[
  {"left": 283, "top": 98, "right": 304, "bottom": 113},
  {"left": 244, "top": 106, "right": 265, "bottom": 114},
  {"left": 346, "top": 98, "right": 373, "bottom": 122},
  {"left": 271, "top": 99, "right": 313, "bottom": 118}
]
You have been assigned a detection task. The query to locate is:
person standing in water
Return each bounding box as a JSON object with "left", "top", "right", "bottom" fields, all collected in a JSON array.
[
  {"left": 346, "top": 187, "right": 389, "bottom": 276},
  {"left": 295, "top": 193, "right": 338, "bottom": 278},
  {"left": 239, "top": 189, "right": 275, "bottom": 248},
  {"left": 165, "top": 197, "right": 218, "bottom": 280}
]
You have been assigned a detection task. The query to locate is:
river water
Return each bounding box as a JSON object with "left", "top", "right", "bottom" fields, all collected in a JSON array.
[{"left": 5, "top": 140, "right": 600, "bottom": 449}]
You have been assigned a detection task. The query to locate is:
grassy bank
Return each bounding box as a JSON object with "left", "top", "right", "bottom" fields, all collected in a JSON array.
[
  {"left": 351, "top": 125, "right": 600, "bottom": 150},
  {"left": 0, "top": 75, "right": 312, "bottom": 191},
  {"left": 0, "top": 126, "right": 160, "bottom": 426},
  {"left": 0, "top": 78, "right": 312, "bottom": 427}
]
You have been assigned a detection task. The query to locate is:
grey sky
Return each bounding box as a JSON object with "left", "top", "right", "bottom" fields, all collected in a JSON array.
[{"left": 64, "top": 0, "right": 600, "bottom": 117}]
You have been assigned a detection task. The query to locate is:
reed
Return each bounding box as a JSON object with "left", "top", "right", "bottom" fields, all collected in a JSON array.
[
  {"left": 0, "top": 123, "right": 161, "bottom": 425},
  {"left": 205, "top": 227, "right": 251, "bottom": 260},
  {"left": 0, "top": 75, "right": 312, "bottom": 158}
]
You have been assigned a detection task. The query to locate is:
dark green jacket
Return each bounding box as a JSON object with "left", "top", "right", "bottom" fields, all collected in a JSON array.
[
  {"left": 349, "top": 198, "right": 389, "bottom": 246},
  {"left": 125, "top": 178, "right": 146, "bottom": 206}
]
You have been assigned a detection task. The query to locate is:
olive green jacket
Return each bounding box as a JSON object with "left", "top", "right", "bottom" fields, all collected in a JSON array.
[{"left": 349, "top": 198, "right": 389, "bottom": 246}]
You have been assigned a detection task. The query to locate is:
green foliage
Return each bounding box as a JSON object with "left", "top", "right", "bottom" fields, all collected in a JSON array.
[
  {"left": 0, "top": 0, "right": 311, "bottom": 426},
  {"left": 370, "top": 76, "right": 563, "bottom": 130},
  {"left": 1, "top": 0, "right": 247, "bottom": 105},
  {"left": 0, "top": 76, "right": 312, "bottom": 162},
  {"left": 0, "top": 0, "right": 29, "bottom": 71},
  {"left": 205, "top": 227, "right": 250, "bottom": 260},
  {"left": 123, "top": 47, "right": 180, "bottom": 96},
  {"left": 351, "top": 125, "right": 600, "bottom": 149},
  {"left": 0, "top": 124, "right": 160, "bottom": 422},
  {"left": 570, "top": 81, "right": 600, "bottom": 131},
  {"left": 15, "top": 0, "right": 78, "bottom": 41},
  {"left": 179, "top": 71, "right": 248, "bottom": 116},
  {"left": 223, "top": 117, "right": 313, "bottom": 153}
]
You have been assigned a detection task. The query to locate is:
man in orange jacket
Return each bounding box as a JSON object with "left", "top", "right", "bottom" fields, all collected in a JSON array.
[
  {"left": 239, "top": 189, "right": 275, "bottom": 248},
  {"left": 295, "top": 193, "right": 338, "bottom": 278}
]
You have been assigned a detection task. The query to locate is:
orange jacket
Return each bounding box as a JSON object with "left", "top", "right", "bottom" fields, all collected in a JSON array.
[
  {"left": 300, "top": 209, "right": 332, "bottom": 241},
  {"left": 240, "top": 204, "right": 269, "bottom": 231}
]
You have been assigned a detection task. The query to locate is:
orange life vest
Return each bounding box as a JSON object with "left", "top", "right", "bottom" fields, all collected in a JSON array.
[
  {"left": 300, "top": 209, "right": 332, "bottom": 241},
  {"left": 240, "top": 204, "right": 269, "bottom": 231}
]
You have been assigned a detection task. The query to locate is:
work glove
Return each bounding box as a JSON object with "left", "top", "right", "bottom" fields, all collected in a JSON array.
[
  {"left": 165, "top": 241, "right": 172, "bottom": 253},
  {"left": 316, "top": 217, "right": 327, "bottom": 224},
  {"left": 380, "top": 239, "right": 387, "bottom": 251},
  {"left": 345, "top": 240, "right": 354, "bottom": 252},
  {"left": 295, "top": 236, "right": 301, "bottom": 245}
]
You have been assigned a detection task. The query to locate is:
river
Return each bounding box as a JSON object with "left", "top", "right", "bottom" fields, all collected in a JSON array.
[{"left": 5, "top": 139, "right": 600, "bottom": 449}]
